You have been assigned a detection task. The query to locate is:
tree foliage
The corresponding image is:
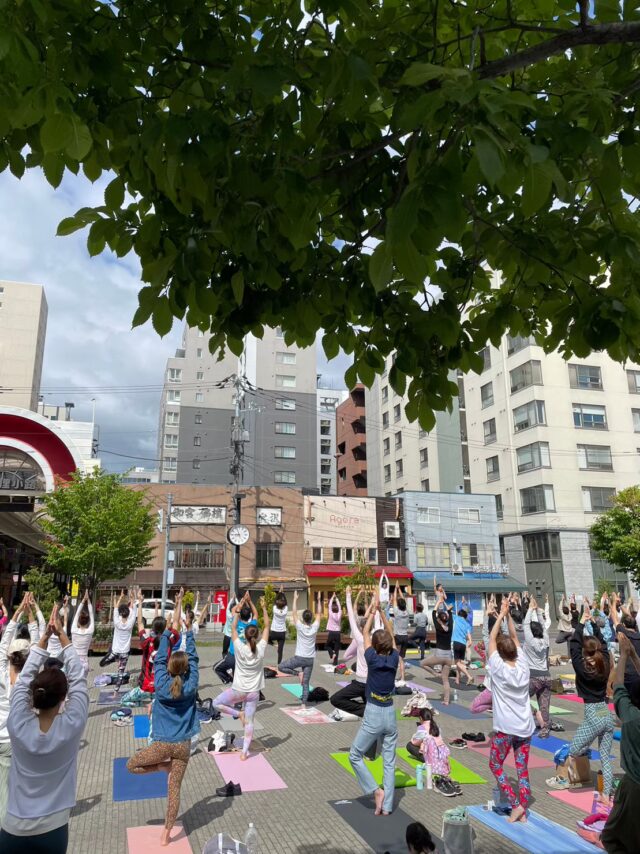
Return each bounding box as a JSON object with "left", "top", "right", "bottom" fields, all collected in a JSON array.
[
  {"left": 40, "top": 469, "right": 156, "bottom": 590},
  {"left": 4, "top": 2, "right": 640, "bottom": 423},
  {"left": 334, "top": 556, "right": 378, "bottom": 603},
  {"left": 23, "top": 566, "right": 60, "bottom": 618},
  {"left": 590, "top": 486, "right": 640, "bottom": 588}
]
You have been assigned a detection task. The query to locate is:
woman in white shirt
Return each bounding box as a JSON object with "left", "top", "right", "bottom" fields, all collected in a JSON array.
[
  {"left": 0, "top": 604, "right": 88, "bottom": 853},
  {"left": 487, "top": 597, "right": 535, "bottom": 825},
  {"left": 71, "top": 592, "right": 94, "bottom": 677},
  {"left": 212, "top": 599, "right": 269, "bottom": 759},
  {"left": 269, "top": 586, "right": 288, "bottom": 664}
]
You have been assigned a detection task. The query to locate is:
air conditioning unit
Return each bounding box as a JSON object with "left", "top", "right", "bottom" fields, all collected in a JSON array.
[
  {"left": 451, "top": 564, "right": 463, "bottom": 575},
  {"left": 384, "top": 521, "right": 400, "bottom": 538}
]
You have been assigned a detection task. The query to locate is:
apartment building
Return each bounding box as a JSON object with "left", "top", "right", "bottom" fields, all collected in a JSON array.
[
  {"left": 463, "top": 335, "right": 640, "bottom": 601},
  {"left": 365, "top": 357, "right": 465, "bottom": 496},
  {"left": 336, "top": 384, "right": 368, "bottom": 496},
  {"left": 0, "top": 280, "right": 48, "bottom": 411},
  {"left": 317, "top": 383, "right": 348, "bottom": 495}
]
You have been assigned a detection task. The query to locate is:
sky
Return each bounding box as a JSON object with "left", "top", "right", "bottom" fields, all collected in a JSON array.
[{"left": 0, "top": 168, "right": 349, "bottom": 472}]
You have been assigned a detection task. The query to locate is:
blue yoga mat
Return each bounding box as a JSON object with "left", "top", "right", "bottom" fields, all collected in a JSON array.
[
  {"left": 431, "top": 700, "right": 489, "bottom": 721},
  {"left": 614, "top": 730, "right": 621, "bottom": 742},
  {"left": 530, "top": 733, "right": 603, "bottom": 760},
  {"left": 282, "top": 683, "right": 314, "bottom": 699},
  {"left": 467, "top": 806, "right": 599, "bottom": 853},
  {"left": 113, "top": 757, "right": 167, "bottom": 802},
  {"left": 133, "top": 715, "right": 150, "bottom": 739}
]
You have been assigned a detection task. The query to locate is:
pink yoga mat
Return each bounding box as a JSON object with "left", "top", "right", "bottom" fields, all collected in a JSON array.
[
  {"left": 548, "top": 789, "right": 596, "bottom": 813},
  {"left": 469, "top": 744, "right": 555, "bottom": 769},
  {"left": 557, "top": 695, "right": 615, "bottom": 711},
  {"left": 211, "top": 751, "right": 287, "bottom": 791},
  {"left": 127, "top": 824, "right": 192, "bottom": 853},
  {"left": 280, "top": 706, "right": 334, "bottom": 725}
]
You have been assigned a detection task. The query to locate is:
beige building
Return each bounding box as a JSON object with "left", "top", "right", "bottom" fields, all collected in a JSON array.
[{"left": 0, "top": 281, "right": 47, "bottom": 411}]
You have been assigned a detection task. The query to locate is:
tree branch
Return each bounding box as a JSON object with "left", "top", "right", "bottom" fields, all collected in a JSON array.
[{"left": 478, "top": 22, "right": 640, "bottom": 80}]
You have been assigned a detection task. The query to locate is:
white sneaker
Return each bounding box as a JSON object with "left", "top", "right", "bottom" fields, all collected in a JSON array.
[
  {"left": 329, "top": 710, "right": 344, "bottom": 721},
  {"left": 395, "top": 679, "right": 406, "bottom": 688}
]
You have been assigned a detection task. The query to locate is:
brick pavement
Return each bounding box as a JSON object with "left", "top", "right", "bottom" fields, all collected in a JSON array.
[{"left": 68, "top": 640, "right": 621, "bottom": 854}]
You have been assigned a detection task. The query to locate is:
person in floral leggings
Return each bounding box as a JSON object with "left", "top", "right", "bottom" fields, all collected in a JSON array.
[{"left": 487, "top": 597, "right": 535, "bottom": 823}]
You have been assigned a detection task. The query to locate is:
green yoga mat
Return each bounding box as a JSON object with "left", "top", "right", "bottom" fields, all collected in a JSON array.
[
  {"left": 530, "top": 699, "right": 573, "bottom": 716},
  {"left": 330, "top": 751, "right": 416, "bottom": 788},
  {"left": 396, "top": 747, "right": 487, "bottom": 784}
]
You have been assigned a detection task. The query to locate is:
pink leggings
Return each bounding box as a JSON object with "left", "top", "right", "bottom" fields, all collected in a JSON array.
[
  {"left": 213, "top": 688, "right": 259, "bottom": 755},
  {"left": 471, "top": 687, "right": 492, "bottom": 714}
]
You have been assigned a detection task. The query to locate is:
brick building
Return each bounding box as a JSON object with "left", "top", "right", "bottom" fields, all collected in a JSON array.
[{"left": 336, "top": 385, "right": 368, "bottom": 496}]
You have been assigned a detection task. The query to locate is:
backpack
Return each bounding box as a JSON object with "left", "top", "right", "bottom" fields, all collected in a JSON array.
[
  {"left": 307, "top": 687, "right": 329, "bottom": 703},
  {"left": 264, "top": 667, "right": 277, "bottom": 679},
  {"left": 423, "top": 736, "right": 451, "bottom": 777},
  {"left": 196, "top": 698, "right": 220, "bottom": 724}
]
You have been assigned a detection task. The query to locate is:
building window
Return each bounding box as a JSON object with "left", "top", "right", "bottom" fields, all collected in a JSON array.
[
  {"left": 382, "top": 386, "right": 389, "bottom": 402},
  {"left": 164, "top": 457, "right": 177, "bottom": 472},
  {"left": 419, "top": 428, "right": 427, "bottom": 439},
  {"left": 383, "top": 437, "right": 390, "bottom": 456},
  {"left": 196, "top": 370, "right": 204, "bottom": 381},
  {"left": 275, "top": 446, "right": 296, "bottom": 458},
  {"left": 195, "top": 413, "right": 202, "bottom": 424},
  {"left": 164, "top": 433, "right": 178, "bottom": 448},
  {"left": 520, "top": 484, "right": 555, "bottom": 514},
  {"left": 486, "top": 455, "right": 500, "bottom": 482},
  {"left": 481, "top": 382, "right": 494, "bottom": 408},
  {"left": 417, "top": 507, "right": 440, "bottom": 524},
  {"left": 394, "top": 431, "right": 402, "bottom": 450},
  {"left": 321, "top": 460, "right": 332, "bottom": 474},
  {"left": 332, "top": 547, "right": 341, "bottom": 562},
  {"left": 516, "top": 441, "right": 551, "bottom": 472},
  {"left": 195, "top": 392, "right": 204, "bottom": 402},
  {"left": 167, "top": 390, "right": 181, "bottom": 403},
  {"left": 577, "top": 444, "right": 613, "bottom": 471},
  {"left": 384, "top": 464, "right": 391, "bottom": 483},
  {"left": 387, "top": 547, "right": 399, "bottom": 563},
  {"left": 510, "top": 360, "right": 542, "bottom": 393},
  {"left": 368, "top": 548, "right": 377, "bottom": 563},
  {"left": 193, "top": 436, "right": 201, "bottom": 447},
  {"left": 573, "top": 403, "right": 607, "bottom": 430},
  {"left": 582, "top": 486, "right": 616, "bottom": 513},
  {"left": 495, "top": 494, "right": 503, "bottom": 520},
  {"left": 168, "top": 368, "right": 182, "bottom": 383},
  {"left": 196, "top": 348, "right": 203, "bottom": 358},
  {"left": 633, "top": 409, "right": 640, "bottom": 432},
  {"left": 420, "top": 542, "right": 450, "bottom": 567},
  {"left": 523, "top": 531, "right": 561, "bottom": 561},
  {"left": 483, "top": 418, "right": 497, "bottom": 445},
  {"left": 257, "top": 507, "right": 282, "bottom": 526},
  {"left": 275, "top": 326, "right": 284, "bottom": 337},
  {"left": 166, "top": 411, "right": 179, "bottom": 426},
  {"left": 394, "top": 404, "right": 401, "bottom": 422},
  {"left": 507, "top": 334, "right": 533, "bottom": 355},
  {"left": 569, "top": 363, "right": 602, "bottom": 390},
  {"left": 276, "top": 351, "right": 296, "bottom": 365},
  {"left": 275, "top": 398, "right": 296, "bottom": 410},
  {"left": 395, "top": 459, "right": 403, "bottom": 477},
  {"left": 198, "top": 330, "right": 204, "bottom": 337},
  {"left": 274, "top": 470, "right": 296, "bottom": 484},
  {"left": 344, "top": 547, "right": 354, "bottom": 563},
  {"left": 513, "top": 400, "right": 546, "bottom": 431},
  {"left": 382, "top": 411, "right": 389, "bottom": 429},
  {"left": 275, "top": 374, "right": 296, "bottom": 388},
  {"left": 275, "top": 422, "right": 296, "bottom": 434},
  {"left": 320, "top": 440, "right": 331, "bottom": 456},
  {"left": 416, "top": 544, "right": 427, "bottom": 568},
  {"left": 312, "top": 546, "right": 322, "bottom": 561},
  {"left": 256, "top": 543, "right": 281, "bottom": 568},
  {"left": 627, "top": 370, "right": 640, "bottom": 393},
  {"left": 480, "top": 346, "right": 491, "bottom": 371},
  {"left": 420, "top": 448, "right": 428, "bottom": 468},
  {"left": 458, "top": 508, "right": 481, "bottom": 523},
  {"left": 320, "top": 419, "right": 331, "bottom": 436},
  {"left": 192, "top": 458, "right": 201, "bottom": 469},
  {"left": 421, "top": 479, "right": 430, "bottom": 492}
]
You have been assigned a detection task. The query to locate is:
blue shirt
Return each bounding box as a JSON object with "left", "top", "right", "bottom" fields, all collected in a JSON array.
[
  {"left": 229, "top": 618, "right": 257, "bottom": 656},
  {"left": 452, "top": 616, "right": 470, "bottom": 646},
  {"left": 364, "top": 647, "right": 400, "bottom": 706},
  {"left": 152, "top": 630, "right": 200, "bottom": 743}
]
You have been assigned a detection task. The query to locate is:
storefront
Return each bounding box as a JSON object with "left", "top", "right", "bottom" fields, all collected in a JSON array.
[{"left": 305, "top": 564, "right": 414, "bottom": 607}]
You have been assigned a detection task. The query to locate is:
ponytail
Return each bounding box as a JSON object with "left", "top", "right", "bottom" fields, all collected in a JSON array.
[
  {"left": 170, "top": 674, "right": 183, "bottom": 699},
  {"left": 245, "top": 624, "right": 259, "bottom": 655},
  {"left": 167, "top": 650, "right": 189, "bottom": 698}
]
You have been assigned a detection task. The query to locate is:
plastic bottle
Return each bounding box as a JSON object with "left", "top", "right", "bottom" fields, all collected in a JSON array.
[
  {"left": 453, "top": 689, "right": 458, "bottom": 702},
  {"left": 245, "top": 822, "right": 258, "bottom": 854},
  {"left": 426, "top": 763, "right": 433, "bottom": 790},
  {"left": 416, "top": 763, "right": 424, "bottom": 790}
]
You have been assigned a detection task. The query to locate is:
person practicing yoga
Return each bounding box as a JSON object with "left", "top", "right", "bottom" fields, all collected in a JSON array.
[
  {"left": 523, "top": 594, "right": 552, "bottom": 738},
  {"left": 0, "top": 604, "right": 89, "bottom": 854},
  {"left": 271, "top": 590, "right": 321, "bottom": 709},
  {"left": 326, "top": 592, "right": 344, "bottom": 667},
  {"left": 222, "top": 593, "right": 238, "bottom": 657},
  {"left": 70, "top": 591, "right": 94, "bottom": 677},
  {"left": 213, "top": 597, "right": 270, "bottom": 759},
  {"left": 100, "top": 589, "right": 138, "bottom": 695},
  {"left": 349, "top": 596, "right": 399, "bottom": 816},
  {"left": 487, "top": 596, "right": 534, "bottom": 824},
  {"left": 420, "top": 591, "right": 454, "bottom": 704},
  {"left": 214, "top": 593, "right": 258, "bottom": 685},
  {"left": 391, "top": 588, "right": 409, "bottom": 684},
  {"left": 269, "top": 586, "right": 288, "bottom": 665},
  {"left": 127, "top": 605, "right": 200, "bottom": 847},
  {"left": 330, "top": 587, "right": 372, "bottom": 720},
  {"left": 471, "top": 600, "right": 498, "bottom": 715},
  {"left": 411, "top": 604, "right": 429, "bottom": 660},
  {"left": 451, "top": 607, "right": 474, "bottom": 688}
]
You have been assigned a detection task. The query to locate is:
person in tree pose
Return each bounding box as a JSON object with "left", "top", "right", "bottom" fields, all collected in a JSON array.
[
  {"left": 99, "top": 588, "right": 138, "bottom": 695},
  {"left": 269, "top": 586, "right": 288, "bottom": 665},
  {"left": 420, "top": 591, "right": 454, "bottom": 704},
  {"left": 326, "top": 592, "right": 344, "bottom": 667},
  {"left": 70, "top": 591, "right": 94, "bottom": 677},
  {"left": 270, "top": 591, "right": 321, "bottom": 709}
]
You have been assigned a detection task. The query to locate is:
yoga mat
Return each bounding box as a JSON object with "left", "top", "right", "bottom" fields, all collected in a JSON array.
[
  {"left": 530, "top": 699, "right": 574, "bottom": 715},
  {"left": 336, "top": 681, "right": 350, "bottom": 687},
  {"left": 430, "top": 700, "right": 489, "bottom": 721},
  {"left": 281, "top": 706, "right": 334, "bottom": 725},
  {"left": 469, "top": 744, "right": 554, "bottom": 770},
  {"left": 530, "top": 733, "right": 604, "bottom": 760},
  {"left": 467, "top": 806, "right": 598, "bottom": 853},
  {"left": 211, "top": 751, "right": 287, "bottom": 791},
  {"left": 548, "top": 789, "right": 596, "bottom": 813},
  {"left": 281, "top": 683, "right": 314, "bottom": 699},
  {"left": 97, "top": 690, "right": 125, "bottom": 706},
  {"left": 557, "top": 695, "right": 615, "bottom": 712},
  {"left": 397, "top": 747, "right": 487, "bottom": 784},
  {"left": 614, "top": 730, "right": 621, "bottom": 741},
  {"left": 133, "top": 715, "right": 150, "bottom": 739},
  {"left": 330, "top": 798, "right": 444, "bottom": 854},
  {"left": 113, "top": 757, "right": 167, "bottom": 802},
  {"left": 405, "top": 680, "right": 435, "bottom": 694},
  {"left": 560, "top": 673, "right": 576, "bottom": 681},
  {"left": 127, "top": 825, "right": 191, "bottom": 854},
  {"left": 220, "top": 716, "right": 264, "bottom": 732},
  {"left": 330, "top": 751, "right": 416, "bottom": 788}
]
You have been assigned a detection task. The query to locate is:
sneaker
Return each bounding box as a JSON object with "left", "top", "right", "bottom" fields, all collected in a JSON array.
[
  {"left": 259, "top": 691, "right": 266, "bottom": 701},
  {"left": 435, "top": 776, "right": 458, "bottom": 797},
  {"left": 550, "top": 721, "right": 565, "bottom": 732},
  {"left": 461, "top": 732, "right": 486, "bottom": 743},
  {"left": 546, "top": 775, "right": 569, "bottom": 790},
  {"left": 450, "top": 738, "right": 467, "bottom": 750},
  {"left": 216, "top": 782, "right": 242, "bottom": 797},
  {"left": 538, "top": 728, "right": 550, "bottom": 739},
  {"left": 329, "top": 709, "right": 344, "bottom": 722}
]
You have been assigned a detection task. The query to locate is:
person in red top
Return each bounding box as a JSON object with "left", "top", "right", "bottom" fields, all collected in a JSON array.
[{"left": 137, "top": 595, "right": 180, "bottom": 694}]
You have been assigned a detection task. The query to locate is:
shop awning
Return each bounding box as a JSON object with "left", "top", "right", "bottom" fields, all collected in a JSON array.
[
  {"left": 412, "top": 573, "right": 526, "bottom": 593},
  {"left": 305, "top": 564, "right": 412, "bottom": 579}
]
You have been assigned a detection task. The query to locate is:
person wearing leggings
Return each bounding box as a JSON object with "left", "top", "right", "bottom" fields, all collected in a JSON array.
[
  {"left": 325, "top": 593, "right": 343, "bottom": 666},
  {"left": 99, "top": 589, "right": 137, "bottom": 694},
  {"left": 420, "top": 592, "right": 454, "bottom": 704},
  {"left": 269, "top": 587, "right": 288, "bottom": 665},
  {"left": 127, "top": 592, "right": 199, "bottom": 848},
  {"left": 213, "top": 598, "right": 270, "bottom": 758}
]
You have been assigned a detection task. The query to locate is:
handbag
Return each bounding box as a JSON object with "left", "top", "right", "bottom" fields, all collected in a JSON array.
[
  {"left": 401, "top": 689, "right": 433, "bottom": 717},
  {"left": 442, "top": 807, "right": 475, "bottom": 854},
  {"left": 202, "top": 833, "right": 247, "bottom": 853}
]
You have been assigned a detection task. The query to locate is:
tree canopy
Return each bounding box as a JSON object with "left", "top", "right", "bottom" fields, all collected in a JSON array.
[
  {"left": 3, "top": 1, "right": 640, "bottom": 425},
  {"left": 40, "top": 469, "right": 156, "bottom": 589},
  {"left": 590, "top": 486, "right": 640, "bottom": 588}
]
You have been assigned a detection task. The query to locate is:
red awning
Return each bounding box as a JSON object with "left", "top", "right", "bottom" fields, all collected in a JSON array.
[{"left": 305, "top": 565, "right": 412, "bottom": 579}]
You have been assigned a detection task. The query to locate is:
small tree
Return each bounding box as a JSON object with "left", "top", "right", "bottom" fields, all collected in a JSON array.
[
  {"left": 334, "top": 557, "right": 378, "bottom": 604},
  {"left": 182, "top": 590, "right": 195, "bottom": 610},
  {"left": 23, "top": 566, "right": 59, "bottom": 618},
  {"left": 40, "top": 469, "right": 157, "bottom": 593},
  {"left": 590, "top": 486, "right": 640, "bottom": 589},
  {"left": 258, "top": 583, "right": 276, "bottom": 632}
]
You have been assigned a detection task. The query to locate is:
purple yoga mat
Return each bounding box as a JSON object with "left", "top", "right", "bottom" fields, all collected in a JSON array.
[
  {"left": 405, "top": 681, "right": 435, "bottom": 694},
  {"left": 336, "top": 681, "right": 350, "bottom": 687}
]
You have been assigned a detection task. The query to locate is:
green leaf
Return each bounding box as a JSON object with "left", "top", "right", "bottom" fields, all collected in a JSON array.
[
  {"left": 322, "top": 332, "right": 340, "bottom": 360},
  {"left": 395, "top": 239, "right": 428, "bottom": 284},
  {"left": 42, "top": 154, "right": 64, "bottom": 189},
  {"left": 522, "top": 164, "right": 552, "bottom": 218},
  {"left": 40, "top": 114, "right": 73, "bottom": 153},
  {"left": 104, "top": 177, "right": 125, "bottom": 211},
  {"left": 400, "top": 63, "right": 447, "bottom": 86},
  {"left": 56, "top": 216, "right": 86, "bottom": 236},
  {"left": 151, "top": 298, "right": 173, "bottom": 336},
  {"left": 344, "top": 363, "right": 358, "bottom": 390},
  {"left": 231, "top": 270, "right": 245, "bottom": 305},
  {"left": 66, "top": 117, "right": 92, "bottom": 160},
  {"left": 368, "top": 242, "right": 393, "bottom": 292},
  {"left": 87, "top": 220, "right": 106, "bottom": 257},
  {"left": 358, "top": 358, "right": 375, "bottom": 387},
  {"left": 474, "top": 131, "right": 505, "bottom": 186}
]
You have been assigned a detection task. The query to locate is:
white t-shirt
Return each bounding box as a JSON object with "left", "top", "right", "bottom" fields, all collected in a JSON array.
[
  {"left": 272, "top": 606, "right": 288, "bottom": 633},
  {"left": 233, "top": 638, "right": 267, "bottom": 693},
  {"left": 112, "top": 606, "right": 137, "bottom": 654},
  {"left": 295, "top": 620, "right": 319, "bottom": 658},
  {"left": 487, "top": 648, "right": 535, "bottom": 739}
]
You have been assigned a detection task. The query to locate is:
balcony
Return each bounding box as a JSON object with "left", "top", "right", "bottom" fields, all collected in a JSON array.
[{"left": 173, "top": 547, "right": 225, "bottom": 569}]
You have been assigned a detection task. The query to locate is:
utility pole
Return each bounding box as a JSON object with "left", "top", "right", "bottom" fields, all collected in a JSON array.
[
  {"left": 229, "top": 374, "right": 248, "bottom": 593},
  {"left": 161, "top": 492, "right": 173, "bottom": 608}
]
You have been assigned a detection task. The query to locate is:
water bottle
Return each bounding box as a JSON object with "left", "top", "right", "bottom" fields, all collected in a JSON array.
[
  {"left": 416, "top": 763, "right": 424, "bottom": 790},
  {"left": 425, "top": 763, "right": 433, "bottom": 790},
  {"left": 453, "top": 689, "right": 458, "bottom": 702},
  {"left": 245, "top": 822, "right": 258, "bottom": 854}
]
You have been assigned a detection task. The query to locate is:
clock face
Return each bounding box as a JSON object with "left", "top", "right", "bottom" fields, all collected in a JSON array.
[{"left": 228, "top": 524, "right": 250, "bottom": 546}]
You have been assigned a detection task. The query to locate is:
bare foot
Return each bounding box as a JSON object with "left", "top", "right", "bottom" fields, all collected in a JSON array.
[
  {"left": 467, "top": 676, "right": 475, "bottom": 686},
  {"left": 374, "top": 788, "right": 385, "bottom": 815},
  {"left": 508, "top": 805, "right": 527, "bottom": 823},
  {"left": 240, "top": 752, "right": 249, "bottom": 761},
  {"left": 160, "top": 828, "right": 171, "bottom": 846}
]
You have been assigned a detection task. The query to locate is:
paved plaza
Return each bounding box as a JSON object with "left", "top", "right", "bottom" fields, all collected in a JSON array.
[{"left": 69, "top": 639, "right": 620, "bottom": 854}]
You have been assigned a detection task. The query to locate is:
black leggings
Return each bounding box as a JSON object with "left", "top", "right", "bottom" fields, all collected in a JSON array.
[
  {"left": 0, "top": 824, "right": 69, "bottom": 853},
  {"left": 269, "top": 630, "right": 286, "bottom": 664},
  {"left": 326, "top": 631, "right": 341, "bottom": 664},
  {"left": 222, "top": 634, "right": 231, "bottom": 657}
]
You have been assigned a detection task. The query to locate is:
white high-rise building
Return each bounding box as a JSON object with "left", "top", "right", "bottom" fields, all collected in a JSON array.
[
  {"left": 0, "top": 281, "right": 47, "bottom": 411},
  {"left": 316, "top": 382, "right": 348, "bottom": 495}
]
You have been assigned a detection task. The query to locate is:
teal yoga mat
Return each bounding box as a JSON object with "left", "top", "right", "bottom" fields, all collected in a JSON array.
[
  {"left": 281, "top": 683, "right": 314, "bottom": 699},
  {"left": 467, "top": 806, "right": 599, "bottom": 853}
]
